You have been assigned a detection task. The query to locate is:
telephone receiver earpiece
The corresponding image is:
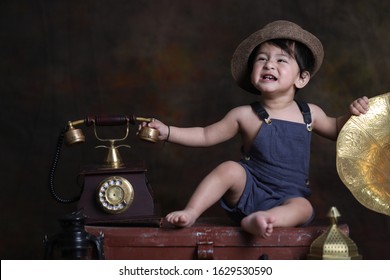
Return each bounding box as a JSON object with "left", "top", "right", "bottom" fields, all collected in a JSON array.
[
  {"left": 64, "top": 122, "right": 86, "bottom": 145},
  {"left": 138, "top": 126, "right": 159, "bottom": 143},
  {"left": 135, "top": 117, "right": 159, "bottom": 143}
]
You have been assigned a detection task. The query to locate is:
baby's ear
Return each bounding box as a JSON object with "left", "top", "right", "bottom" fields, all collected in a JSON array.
[{"left": 295, "top": 71, "right": 311, "bottom": 89}]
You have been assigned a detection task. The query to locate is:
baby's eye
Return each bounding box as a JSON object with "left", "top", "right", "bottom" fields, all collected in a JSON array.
[
  {"left": 256, "top": 56, "right": 267, "bottom": 61},
  {"left": 277, "top": 59, "right": 288, "bottom": 63}
]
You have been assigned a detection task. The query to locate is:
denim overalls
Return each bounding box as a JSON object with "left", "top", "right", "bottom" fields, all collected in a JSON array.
[{"left": 221, "top": 100, "right": 313, "bottom": 223}]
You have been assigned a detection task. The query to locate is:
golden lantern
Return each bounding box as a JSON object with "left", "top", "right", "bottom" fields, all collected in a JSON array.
[{"left": 308, "top": 207, "right": 362, "bottom": 260}]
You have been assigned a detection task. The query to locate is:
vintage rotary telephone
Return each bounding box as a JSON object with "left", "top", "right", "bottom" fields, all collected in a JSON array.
[{"left": 49, "top": 115, "right": 160, "bottom": 224}]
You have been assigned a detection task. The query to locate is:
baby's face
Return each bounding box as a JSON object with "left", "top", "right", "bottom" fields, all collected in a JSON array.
[{"left": 250, "top": 42, "right": 302, "bottom": 95}]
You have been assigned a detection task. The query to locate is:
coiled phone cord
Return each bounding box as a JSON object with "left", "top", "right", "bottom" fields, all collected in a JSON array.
[{"left": 48, "top": 126, "right": 81, "bottom": 203}]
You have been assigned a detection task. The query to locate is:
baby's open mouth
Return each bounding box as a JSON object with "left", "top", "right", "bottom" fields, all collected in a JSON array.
[{"left": 262, "top": 74, "right": 277, "bottom": 81}]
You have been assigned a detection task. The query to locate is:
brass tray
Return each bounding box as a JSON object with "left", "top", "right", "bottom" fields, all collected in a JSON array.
[{"left": 336, "top": 92, "right": 390, "bottom": 216}]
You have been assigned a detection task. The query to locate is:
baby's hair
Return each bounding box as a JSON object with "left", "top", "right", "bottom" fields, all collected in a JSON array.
[
  {"left": 249, "top": 39, "right": 315, "bottom": 77},
  {"left": 270, "top": 39, "right": 315, "bottom": 76}
]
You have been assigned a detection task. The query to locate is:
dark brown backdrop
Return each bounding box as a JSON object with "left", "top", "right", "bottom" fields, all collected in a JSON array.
[{"left": 1, "top": 0, "right": 389, "bottom": 259}]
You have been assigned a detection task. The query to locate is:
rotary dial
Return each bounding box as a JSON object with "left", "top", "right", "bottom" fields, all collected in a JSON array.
[{"left": 97, "top": 176, "right": 134, "bottom": 214}]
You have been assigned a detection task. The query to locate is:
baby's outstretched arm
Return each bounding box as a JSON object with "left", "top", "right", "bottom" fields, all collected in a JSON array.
[
  {"left": 141, "top": 106, "right": 243, "bottom": 147},
  {"left": 311, "top": 96, "right": 370, "bottom": 140},
  {"left": 141, "top": 119, "right": 209, "bottom": 146}
]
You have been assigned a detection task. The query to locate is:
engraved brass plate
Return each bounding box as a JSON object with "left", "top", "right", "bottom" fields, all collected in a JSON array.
[{"left": 336, "top": 92, "right": 390, "bottom": 216}]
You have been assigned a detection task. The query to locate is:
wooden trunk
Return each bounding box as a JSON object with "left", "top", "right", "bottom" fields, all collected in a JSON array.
[{"left": 86, "top": 218, "right": 349, "bottom": 260}]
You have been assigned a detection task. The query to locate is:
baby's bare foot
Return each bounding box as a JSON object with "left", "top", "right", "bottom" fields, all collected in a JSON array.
[
  {"left": 241, "top": 211, "right": 276, "bottom": 238},
  {"left": 166, "top": 209, "right": 197, "bottom": 227}
]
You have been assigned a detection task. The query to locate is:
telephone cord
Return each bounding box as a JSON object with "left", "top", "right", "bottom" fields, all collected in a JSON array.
[{"left": 48, "top": 126, "right": 81, "bottom": 203}]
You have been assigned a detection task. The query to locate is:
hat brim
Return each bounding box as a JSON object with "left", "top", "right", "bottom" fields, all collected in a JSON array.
[{"left": 231, "top": 20, "right": 324, "bottom": 94}]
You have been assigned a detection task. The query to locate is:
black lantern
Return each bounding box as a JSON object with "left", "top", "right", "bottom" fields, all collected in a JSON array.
[{"left": 44, "top": 210, "right": 104, "bottom": 259}]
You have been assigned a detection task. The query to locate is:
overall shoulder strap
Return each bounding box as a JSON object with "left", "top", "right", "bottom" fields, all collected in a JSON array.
[
  {"left": 295, "top": 100, "right": 312, "bottom": 131},
  {"left": 250, "top": 102, "right": 272, "bottom": 124}
]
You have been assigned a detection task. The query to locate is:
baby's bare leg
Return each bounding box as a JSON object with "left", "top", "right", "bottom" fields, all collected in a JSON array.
[
  {"left": 241, "top": 197, "right": 313, "bottom": 238},
  {"left": 166, "top": 161, "right": 246, "bottom": 227}
]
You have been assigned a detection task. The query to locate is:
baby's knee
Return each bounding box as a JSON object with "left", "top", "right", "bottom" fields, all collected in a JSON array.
[
  {"left": 285, "top": 197, "right": 313, "bottom": 223},
  {"left": 285, "top": 197, "right": 312, "bottom": 209},
  {"left": 217, "top": 161, "right": 244, "bottom": 177}
]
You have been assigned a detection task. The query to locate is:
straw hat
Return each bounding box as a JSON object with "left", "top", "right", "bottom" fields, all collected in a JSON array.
[{"left": 231, "top": 20, "right": 324, "bottom": 94}]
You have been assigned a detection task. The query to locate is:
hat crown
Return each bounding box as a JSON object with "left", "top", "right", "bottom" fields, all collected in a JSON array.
[{"left": 263, "top": 20, "right": 301, "bottom": 30}]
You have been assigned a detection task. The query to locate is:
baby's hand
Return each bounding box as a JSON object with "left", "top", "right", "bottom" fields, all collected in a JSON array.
[
  {"left": 139, "top": 118, "right": 170, "bottom": 141},
  {"left": 349, "top": 96, "right": 369, "bottom": 116}
]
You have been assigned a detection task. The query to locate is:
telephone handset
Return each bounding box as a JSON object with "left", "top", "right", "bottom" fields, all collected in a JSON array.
[{"left": 49, "top": 115, "right": 160, "bottom": 224}]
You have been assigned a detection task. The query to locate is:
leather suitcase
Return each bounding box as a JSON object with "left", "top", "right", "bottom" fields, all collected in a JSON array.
[{"left": 86, "top": 218, "right": 349, "bottom": 260}]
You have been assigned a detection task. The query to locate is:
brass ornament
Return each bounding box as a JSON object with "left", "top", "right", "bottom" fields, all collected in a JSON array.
[{"left": 336, "top": 92, "right": 390, "bottom": 216}]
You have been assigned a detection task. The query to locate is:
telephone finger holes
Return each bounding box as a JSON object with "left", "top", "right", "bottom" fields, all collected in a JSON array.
[{"left": 97, "top": 176, "right": 134, "bottom": 214}]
